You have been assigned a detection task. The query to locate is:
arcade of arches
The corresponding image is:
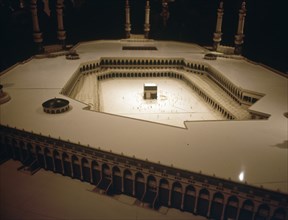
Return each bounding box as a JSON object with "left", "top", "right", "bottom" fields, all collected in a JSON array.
[
  {"left": 62, "top": 57, "right": 267, "bottom": 122},
  {"left": 0, "top": 126, "right": 286, "bottom": 220}
]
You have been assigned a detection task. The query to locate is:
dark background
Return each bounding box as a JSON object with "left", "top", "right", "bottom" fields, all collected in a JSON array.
[{"left": 0, "top": 0, "right": 287, "bottom": 73}]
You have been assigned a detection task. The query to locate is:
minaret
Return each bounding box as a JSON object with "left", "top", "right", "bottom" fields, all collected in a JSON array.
[
  {"left": 234, "top": 1, "right": 247, "bottom": 55},
  {"left": 213, "top": 1, "right": 224, "bottom": 51},
  {"left": 144, "top": 0, "right": 151, "bottom": 39},
  {"left": 56, "top": 0, "right": 66, "bottom": 48},
  {"left": 161, "top": 0, "right": 170, "bottom": 28},
  {"left": 125, "top": 0, "right": 131, "bottom": 38},
  {"left": 30, "top": 0, "right": 43, "bottom": 52}
]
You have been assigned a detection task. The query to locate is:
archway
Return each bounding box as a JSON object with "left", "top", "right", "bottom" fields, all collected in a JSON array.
[
  {"left": 91, "top": 160, "right": 100, "bottom": 185},
  {"left": 53, "top": 150, "right": 62, "bottom": 173},
  {"left": 62, "top": 152, "right": 71, "bottom": 177},
  {"left": 26, "top": 143, "right": 34, "bottom": 163},
  {"left": 44, "top": 147, "right": 53, "bottom": 170},
  {"left": 135, "top": 172, "right": 145, "bottom": 200},
  {"left": 254, "top": 204, "right": 270, "bottom": 220},
  {"left": 224, "top": 196, "right": 239, "bottom": 220},
  {"left": 157, "top": 178, "right": 170, "bottom": 208},
  {"left": 197, "top": 188, "right": 210, "bottom": 217},
  {"left": 142, "top": 175, "right": 157, "bottom": 207},
  {"left": 123, "top": 169, "right": 133, "bottom": 196},
  {"left": 98, "top": 164, "right": 112, "bottom": 193},
  {"left": 210, "top": 192, "right": 224, "bottom": 220},
  {"left": 81, "top": 157, "right": 90, "bottom": 182},
  {"left": 183, "top": 185, "right": 196, "bottom": 213},
  {"left": 72, "top": 155, "right": 81, "bottom": 179},
  {"left": 112, "top": 166, "right": 122, "bottom": 194},
  {"left": 171, "top": 181, "right": 182, "bottom": 209},
  {"left": 36, "top": 145, "right": 44, "bottom": 167},
  {"left": 238, "top": 199, "right": 254, "bottom": 220}
]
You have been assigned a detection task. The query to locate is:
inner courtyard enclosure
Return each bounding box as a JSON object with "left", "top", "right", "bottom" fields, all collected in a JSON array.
[
  {"left": 99, "top": 78, "right": 223, "bottom": 127},
  {"left": 64, "top": 56, "right": 261, "bottom": 127}
]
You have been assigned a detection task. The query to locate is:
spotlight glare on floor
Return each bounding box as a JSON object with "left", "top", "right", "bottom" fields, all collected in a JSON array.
[{"left": 239, "top": 171, "right": 244, "bottom": 182}]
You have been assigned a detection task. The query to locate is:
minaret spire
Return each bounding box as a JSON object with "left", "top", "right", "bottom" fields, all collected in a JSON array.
[
  {"left": 56, "top": 0, "right": 66, "bottom": 48},
  {"left": 161, "top": 0, "right": 170, "bottom": 28},
  {"left": 144, "top": 0, "right": 151, "bottom": 39},
  {"left": 234, "top": 0, "right": 247, "bottom": 55},
  {"left": 213, "top": 1, "right": 224, "bottom": 51},
  {"left": 30, "top": 0, "right": 43, "bottom": 52},
  {"left": 125, "top": 0, "right": 131, "bottom": 38}
]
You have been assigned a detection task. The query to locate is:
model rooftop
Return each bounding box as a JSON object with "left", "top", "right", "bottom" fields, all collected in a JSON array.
[{"left": 0, "top": 40, "right": 287, "bottom": 194}]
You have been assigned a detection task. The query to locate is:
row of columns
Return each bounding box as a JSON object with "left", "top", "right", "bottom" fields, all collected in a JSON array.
[
  {"left": 30, "top": 0, "right": 66, "bottom": 52},
  {"left": 30, "top": 0, "right": 246, "bottom": 53},
  {"left": 125, "top": 0, "right": 151, "bottom": 38},
  {"left": 1, "top": 136, "right": 287, "bottom": 220},
  {"left": 213, "top": 0, "right": 247, "bottom": 55}
]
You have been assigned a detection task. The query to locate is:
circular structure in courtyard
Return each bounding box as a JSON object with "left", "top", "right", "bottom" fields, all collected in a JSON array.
[
  {"left": 204, "top": 53, "right": 217, "bottom": 60},
  {"left": 42, "top": 98, "right": 70, "bottom": 114}
]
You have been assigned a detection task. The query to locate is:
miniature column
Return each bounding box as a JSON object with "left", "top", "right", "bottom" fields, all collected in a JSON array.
[
  {"left": 181, "top": 192, "right": 185, "bottom": 210},
  {"left": 234, "top": 1, "right": 247, "bottom": 55},
  {"left": 80, "top": 162, "right": 83, "bottom": 180},
  {"left": 52, "top": 153, "right": 56, "bottom": 172},
  {"left": 207, "top": 195, "right": 213, "bottom": 218},
  {"left": 90, "top": 163, "right": 93, "bottom": 183},
  {"left": 61, "top": 157, "right": 65, "bottom": 175},
  {"left": 220, "top": 196, "right": 228, "bottom": 220},
  {"left": 56, "top": 0, "right": 66, "bottom": 48},
  {"left": 125, "top": 0, "right": 131, "bottom": 38},
  {"left": 132, "top": 181, "right": 135, "bottom": 196},
  {"left": 43, "top": 153, "right": 48, "bottom": 169},
  {"left": 168, "top": 188, "right": 172, "bottom": 206},
  {"left": 121, "top": 171, "right": 125, "bottom": 192},
  {"left": 144, "top": 0, "right": 150, "bottom": 38},
  {"left": 70, "top": 161, "right": 74, "bottom": 178},
  {"left": 30, "top": 0, "right": 43, "bottom": 52},
  {"left": 213, "top": 1, "right": 224, "bottom": 51}
]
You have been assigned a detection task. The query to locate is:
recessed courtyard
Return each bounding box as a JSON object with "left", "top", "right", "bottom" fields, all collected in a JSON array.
[{"left": 71, "top": 76, "right": 224, "bottom": 127}]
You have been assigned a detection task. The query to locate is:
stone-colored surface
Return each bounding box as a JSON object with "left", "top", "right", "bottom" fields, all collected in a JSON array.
[{"left": 0, "top": 40, "right": 287, "bottom": 193}]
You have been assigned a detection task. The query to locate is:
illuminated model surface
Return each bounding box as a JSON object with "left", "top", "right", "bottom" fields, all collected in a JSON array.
[
  {"left": 1, "top": 39, "right": 287, "bottom": 220},
  {"left": 0, "top": 1, "right": 287, "bottom": 220}
]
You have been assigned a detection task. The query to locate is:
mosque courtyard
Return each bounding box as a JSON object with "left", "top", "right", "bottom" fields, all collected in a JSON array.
[{"left": 72, "top": 77, "right": 223, "bottom": 127}]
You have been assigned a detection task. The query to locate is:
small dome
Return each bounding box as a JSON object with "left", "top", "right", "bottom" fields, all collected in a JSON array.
[
  {"left": 204, "top": 53, "right": 217, "bottom": 60},
  {"left": 66, "top": 50, "right": 79, "bottom": 60},
  {"left": 42, "top": 98, "right": 70, "bottom": 114}
]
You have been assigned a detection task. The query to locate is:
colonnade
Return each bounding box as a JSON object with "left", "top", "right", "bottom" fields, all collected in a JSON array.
[
  {"left": 1, "top": 132, "right": 286, "bottom": 220},
  {"left": 61, "top": 57, "right": 261, "bottom": 120},
  {"left": 207, "top": 68, "right": 243, "bottom": 104},
  {"left": 97, "top": 70, "right": 183, "bottom": 81},
  {"left": 94, "top": 68, "right": 235, "bottom": 120},
  {"left": 181, "top": 75, "right": 235, "bottom": 120}
]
